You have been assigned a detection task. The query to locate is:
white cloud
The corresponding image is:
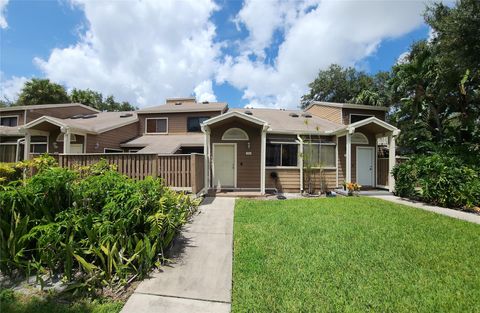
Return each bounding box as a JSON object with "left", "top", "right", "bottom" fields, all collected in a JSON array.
[
  {"left": 0, "top": 0, "right": 9, "bottom": 28},
  {"left": 0, "top": 73, "right": 27, "bottom": 101},
  {"left": 219, "top": 0, "right": 428, "bottom": 108},
  {"left": 194, "top": 80, "right": 217, "bottom": 102},
  {"left": 35, "top": 0, "right": 220, "bottom": 107}
]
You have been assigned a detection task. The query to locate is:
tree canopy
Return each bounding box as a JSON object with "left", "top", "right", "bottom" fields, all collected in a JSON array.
[
  {"left": 10, "top": 78, "right": 136, "bottom": 111},
  {"left": 302, "top": 0, "right": 479, "bottom": 162},
  {"left": 301, "top": 64, "right": 392, "bottom": 107}
]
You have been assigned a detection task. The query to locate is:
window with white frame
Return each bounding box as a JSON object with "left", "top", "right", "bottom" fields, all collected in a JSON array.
[
  {"left": 303, "top": 143, "right": 336, "bottom": 168},
  {"left": 145, "top": 118, "right": 168, "bottom": 134},
  {"left": 266, "top": 143, "right": 298, "bottom": 167},
  {"left": 0, "top": 136, "right": 20, "bottom": 162},
  {"left": 222, "top": 128, "right": 249, "bottom": 141},
  {"left": 0, "top": 116, "right": 18, "bottom": 127},
  {"left": 30, "top": 136, "right": 48, "bottom": 154}
]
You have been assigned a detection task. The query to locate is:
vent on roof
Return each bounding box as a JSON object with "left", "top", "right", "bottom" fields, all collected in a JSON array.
[
  {"left": 244, "top": 110, "right": 253, "bottom": 115},
  {"left": 302, "top": 113, "right": 312, "bottom": 118},
  {"left": 82, "top": 114, "right": 97, "bottom": 119},
  {"left": 202, "top": 101, "right": 209, "bottom": 104},
  {"left": 120, "top": 113, "right": 133, "bottom": 118},
  {"left": 175, "top": 102, "right": 182, "bottom": 105},
  {"left": 289, "top": 113, "right": 299, "bottom": 118},
  {"left": 71, "top": 114, "right": 84, "bottom": 119}
]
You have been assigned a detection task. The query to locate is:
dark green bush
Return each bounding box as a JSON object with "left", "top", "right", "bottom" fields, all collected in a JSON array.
[
  {"left": 0, "top": 159, "right": 199, "bottom": 293},
  {"left": 393, "top": 154, "right": 480, "bottom": 209}
]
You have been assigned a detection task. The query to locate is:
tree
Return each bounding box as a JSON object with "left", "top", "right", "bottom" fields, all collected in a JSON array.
[
  {"left": 390, "top": 0, "right": 480, "bottom": 160},
  {"left": 16, "top": 79, "right": 70, "bottom": 106},
  {"left": 70, "top": 88, "right": 137, "bottom": 111},
  {"left": 301, "top": 65, "right": 391, "bottom": 107}
]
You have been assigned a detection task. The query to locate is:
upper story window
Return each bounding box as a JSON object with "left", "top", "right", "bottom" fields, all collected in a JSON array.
[
  {"left": 145, "top": 118, "right": 168, "bottom": 134},
  {"left": 350, "top": 114, "right": 373, "bottom": 123},
  {"left": 266, "top": 143, "right": 298, "bottom": 167},
  {"left": 187, "top": 116, "right": 210, "bottom": 132},
  {"left": 0, "top": 116, "right": 18, "bottom": 127}
]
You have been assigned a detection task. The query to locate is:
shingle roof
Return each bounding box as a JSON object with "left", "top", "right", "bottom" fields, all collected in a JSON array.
[
  {"left": 230, "top": 108, "right": 343, "bottom": 134},
  {"left": 0, "top": 126, "right": 22, "bottom": 136},
  {"left": 121, "top": 134, "right": 204, "bottom": 154},
  {"left": 137, "top": 101, "right": 227, "bottom": 113},
  {"left": 22, "top": 112, "right": 138, "bottom": 134},
  {"left": 0, "top": 103, "right": 100, "bottom": 113}
]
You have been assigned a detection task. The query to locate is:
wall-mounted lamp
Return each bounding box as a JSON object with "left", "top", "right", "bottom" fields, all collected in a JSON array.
[
  {"left": 94, "top": 143, "right": 100, "bottom": 150},
  {"left": 53, "top": 142, "right": 58, "bottom": 149}
]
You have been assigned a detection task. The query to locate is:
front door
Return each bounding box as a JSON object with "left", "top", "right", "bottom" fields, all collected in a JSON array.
[
  {"left": 213, "top": 144, "right": 236, "bottom": 188},
  {"left": 356, "top": 146, "right": 374, "bottom": 186}
]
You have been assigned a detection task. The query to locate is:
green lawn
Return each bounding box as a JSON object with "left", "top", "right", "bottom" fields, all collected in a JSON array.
[
  {"left": 233, "top": 197, "right": 480, "bottom": 312},
  {"left": 0, "top": 289, "right": 123, "bottom": 313}
]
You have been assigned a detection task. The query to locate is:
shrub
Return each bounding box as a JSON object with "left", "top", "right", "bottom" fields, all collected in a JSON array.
[
  {"left": 393, "top": 154, "right": 480, "bottom": 209},
  {"left": 0, "top": 163, "right": 21, "bottom": 184},
  {"left": 0, "top": 159, "right": 199, "bottom": 293}
]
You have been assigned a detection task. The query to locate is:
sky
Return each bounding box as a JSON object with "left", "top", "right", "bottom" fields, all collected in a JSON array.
[{"left": 0, "top": 0, "right": 433, "bottom": 109}]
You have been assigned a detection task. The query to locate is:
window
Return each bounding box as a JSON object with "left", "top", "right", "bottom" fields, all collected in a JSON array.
[
  {"left": 350, "top": 114, "right": 373, "bottom": 123},
  {"left": 0, "top": 116, "right": 18, "bottom": 127},
  {"left": 0, "top": 136, "right": 19, "bottom": 162},
  {"left": 351, "top": 132, "right": 369, "bottom": 145},
  {"left": 56, "top": 134, "right": 77, "bottom": 142},
  {"left": 303, "top": 144, "right": 336, "bottom": 168},
  {"left": 104, "top": 148, "right": 124, "bottom": 153},
  {"left": 222, "top": 128, "right": 249, "bottom": 141},
  {"left": 145, "top": 118, "right": 168, "bottom": 134},
  {"left": 187, "top": 116, "right": 210, "bottom": 132},
  {"left": 266, "top": 143, "right": 298, "bottom": 167},
  {"left": 30, "top": 136, "right": 48, "bottom": 154}
]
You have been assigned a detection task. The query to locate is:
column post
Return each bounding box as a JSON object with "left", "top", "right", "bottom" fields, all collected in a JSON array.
[
  {"left": 62, "top": 128, "right": 71, "bottom": 154},
  {"left": 260, "top": 124, "right": 268, "bottom": 195},
  {"left": 24, "top": 131, "right": 31, "bottom": 160},
  {"left": 346, "top": 130, "right": 353, "bottom": 183},
  {"left": 388, "top": 133, "right": 397, "bottom": 192}
]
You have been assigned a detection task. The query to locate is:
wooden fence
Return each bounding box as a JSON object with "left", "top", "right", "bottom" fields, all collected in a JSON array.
[
  {"left": 54, "top": 153, "right": 205, "bottom": 193},
  {"left": 376, "top": 156, "right": 409, "bottom": 187}
]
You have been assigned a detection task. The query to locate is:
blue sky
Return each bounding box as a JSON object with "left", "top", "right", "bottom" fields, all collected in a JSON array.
[{"left": 1, "top": 0, "right": 431, "bottom": 108}]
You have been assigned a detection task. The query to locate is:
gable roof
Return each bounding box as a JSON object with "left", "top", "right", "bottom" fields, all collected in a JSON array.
[
  {"left": 202, "top": 110, "right": 268, "bottom": 127},
  {"left": 305, "top": 101, "right": 388, "bottom": 112},
  {"left": 137, "top": 101, "right": 227, "bottom": 114},
  {"left": 0, "top": 103, "right": 100, "bottom": 113},
  {"left": 21, "top": 112, "right": 138, "bottom": 134}
]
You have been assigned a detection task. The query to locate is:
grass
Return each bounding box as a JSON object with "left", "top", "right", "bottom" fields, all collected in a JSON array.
[
  {"left": 0, "top": 288, "right": 123, "bottom": 313},
  {"left": 233, "top": 197, "right": 480, "bottom": 313}
]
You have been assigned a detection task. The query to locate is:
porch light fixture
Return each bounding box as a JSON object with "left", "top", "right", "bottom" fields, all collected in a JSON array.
[
  {"left": 53, "top": 142, "right": 58, "bottom": 149},
  {"left": 94, "top": 143, "right": 100, "bottom": 150}
]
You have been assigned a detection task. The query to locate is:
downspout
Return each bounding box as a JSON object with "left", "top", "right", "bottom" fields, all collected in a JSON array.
[
  {"left": 297, "top": 134, "right": 303, "bottom": 193},
  {"left": 16, "top": 138, "right": 25, "bottom": 162}
]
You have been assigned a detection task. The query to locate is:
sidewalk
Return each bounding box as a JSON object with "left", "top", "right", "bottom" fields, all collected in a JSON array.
[
  {"left": 121, "top": 197, "right": 235, "bottom": 313},
  {"left": 371, "top": 195, "right": 480, "bottom": 225}
]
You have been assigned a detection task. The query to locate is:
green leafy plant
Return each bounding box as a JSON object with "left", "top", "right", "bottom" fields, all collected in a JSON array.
[{"left": 0, "top": 157, "right": 199, "bottom": 293}]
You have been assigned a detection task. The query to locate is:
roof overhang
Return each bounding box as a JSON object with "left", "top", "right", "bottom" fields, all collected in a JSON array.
[
  {"left": 201, "top": 111, "right": 269, "bottom": 130},
  {"left": 334, "top": 116, "right": 400, "bottom": 136}
]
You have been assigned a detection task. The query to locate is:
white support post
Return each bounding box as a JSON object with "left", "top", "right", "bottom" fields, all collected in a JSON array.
[
  {"left": 260, "top": 125, "right": 268, "bottom": 195},
  {"left": 335, "top": 135, "right": 339, "bottom": 187},
  {"left": 24, "top": 131, "right": 31, "bottom": 160},
  {"left": 388, "top": 133, "right": 396, "bottom": 192},
  {"left": 202, "top": 126, "right": 211, "bottom": 191},
  {"left": 297, "top": 135, "right": 304, "bottom": 193},
  {"left": 346, "top": 131, "right": 352, "bottom": 183},
  {"left": 63, "top": 131, "right": 71, "bottom": 154}
]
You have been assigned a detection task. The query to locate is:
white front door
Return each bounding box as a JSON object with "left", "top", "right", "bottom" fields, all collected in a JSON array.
[
  {"left": 213, "top": 144, "right": 236, "bottom": 188},
  {"left": 356, "top": 146, "right": 374, "bottom": 186}
]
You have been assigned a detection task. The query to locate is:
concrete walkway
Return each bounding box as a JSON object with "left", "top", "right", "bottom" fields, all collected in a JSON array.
[
  {"left": 371, "top": 195, "right": 480, "bottom": 225},
  {"left": 121, "top": 197, "right": 235, "bottom": 313}
]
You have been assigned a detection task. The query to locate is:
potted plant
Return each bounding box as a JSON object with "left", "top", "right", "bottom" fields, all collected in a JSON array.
[{"left": 345, "top": 182, "right": 361, "bottom": 196}]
